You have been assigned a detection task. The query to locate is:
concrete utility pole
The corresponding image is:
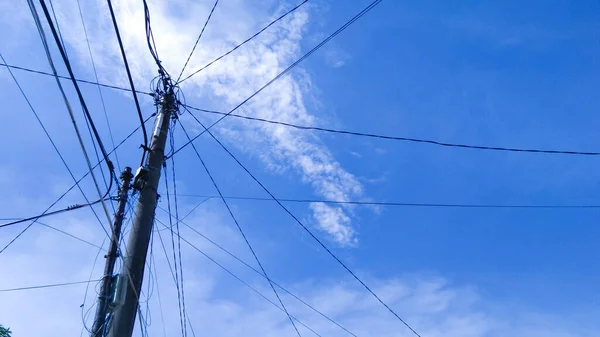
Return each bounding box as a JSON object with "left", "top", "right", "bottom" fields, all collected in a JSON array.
[
  {"left": 108, "top": 79, "right": 176, "bottom": 337},
  {"left": 91, "top": 167, "right": 133, "bottom": 337}
]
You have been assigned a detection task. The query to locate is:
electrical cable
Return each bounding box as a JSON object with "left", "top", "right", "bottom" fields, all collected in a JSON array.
[
  {"left": 182, "top": 107, "right": 422, "bottom": 336},
  {"left": 185, "top": 105, "right": 600, "bottom": 157},
  {"left": 169, "top": 0, "right": 383, "bottom": 158},
  {"left": 0, "top": 279, "right": 102, "bottom": 293},
  {"left": 0, "top": 62, "right": 152, "bottom": 95},
  {"left": 0, "top": 114, "right": 152, "bottom": 255},
  {"left": 157, "top": 205, "right": 357, "bottom": 336},
  {"left": 176, "top": 0, "right": 220, "bottom": 83},
  {"left": 106, "top": 0, "right": 150, "bottom": 166},
  {"left": 0, "top": 198, "right": 113, "bottom": 229},
  {"left": 163, "top": 161, "right": 187, "bottom": 337},
  {"left": 38, "top": 0, "right": 115, "bottom": 180},
  {"left": 176, "top": 194, "right": 600, "bottom": 209},
  {"left": 38, "top": 221, "right": 105, "bottom": 250},
  {"left": 143, "top": 0, "right": 168, "bottom": 74},
  {"left": 176, "top": 122, "right": 302, "bottom": 337},
  {"left": 28, "top": 0, "right": 115, "bottom": 230},
  {"left": 169, "top": 120, "right": 189, "bottom": 336},
  {"left": 177, "top": 0, "right": 308, "bottom": 84}
]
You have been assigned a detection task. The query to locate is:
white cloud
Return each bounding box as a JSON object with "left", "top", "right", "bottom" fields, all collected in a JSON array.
[{"left": 37, "top": 0, "right": 365, "bottom": 245}]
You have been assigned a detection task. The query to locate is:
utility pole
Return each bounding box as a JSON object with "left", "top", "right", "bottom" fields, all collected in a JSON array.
[
  {"left": 108, "top": 75, "right": 176, "bottom": 337},
  {"left": 91, "top": 167, "right": 133, "bottom": 337}
]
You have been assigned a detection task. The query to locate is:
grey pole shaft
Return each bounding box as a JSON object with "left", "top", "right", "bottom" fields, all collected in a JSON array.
[
  {"left": 108, "top": 90, "right": 175, "bottom": 337},
  {"left": 91, "top": 167, "right": 133, "bottom": 337}
]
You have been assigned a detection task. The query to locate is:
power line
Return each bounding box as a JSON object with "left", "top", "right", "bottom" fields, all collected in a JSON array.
[
  {"left": 0, "top": 62, "right": 152, "bottom": 95},
  {"left": 176, "top": 194, "right": 600, "bottom": 209},
  {"left": 177, "top": 0, "right": 308, "bottom": 84},
  {"left": 177, "top": 122, "right": 302, "bottom": 337},
  {"left": 153, "top": 218, "right": 322, "bottom": 337},
  {"left": 184, "top": 105, "right": 600, "bottom": 157},
  {"left": 0, "top": 198, "right": 112, "bottom": 229},
  {"left": 28, "top": 0, "right": 115, "bottom": 234},
  {"left": 38, "top": 221, "right": 105, "bottom": 250},
  {"left": 157, "top": 205, "right": 358, "bottom": 336},
  {"left": 182, "top": 106, "right": 422, "bottom": 336},
  {"left": 169, "top": 0, "right": 382, "bottom": 158},
  {"left": 106, "top": 0, "right": 149, "bottom": 166},
  {"left": 176, "top": 0, "right": 220, "bottom": 83},
  {"left": 0, "top": 279, "right": 102, "bottom": 293},
  {"left": 38, "top": 0, "right": 116, "bottom": 182}
]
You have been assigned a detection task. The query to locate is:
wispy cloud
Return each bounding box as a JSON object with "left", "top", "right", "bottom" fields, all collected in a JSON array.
[{"left": 45, "top": 0, "right": 365, "bottom": 245}]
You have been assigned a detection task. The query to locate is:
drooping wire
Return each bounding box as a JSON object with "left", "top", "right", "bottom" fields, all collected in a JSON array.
[
  {"left": 169, "top": 118, "right": 189, "bottom": 336},
  {"left": 38, "top": 0, "right": 116, "bottom": 181},
  {"left": 185, "top": 105, "right": 600, "bottom": 157},
  {"left": 176, "top": 0, "right": 220, "bottom": 83},
  {"left": 169, "top": 0, "right": 383, "bottom": 158},
  {"left": 0, "top": 62, "right": 152, "bottom": 95},
  {"left": 157, "top": 205, "right": 357, "bottom": 336},
  {"left": 106, "top": 0, "right": 150, "bottom": 167},
  {"left": 75, "top": 0, "right": 122, "bottom": 172},
  {"left": 142, "top": 0, "right": 168, "bottom": 74},
  {"left": 182, "top": 108, "right": 422, "bottom": 336},
  {"left": 177, "top": 0, "right": 308, "bottom": 84},
  {"left": 163, "top": 160, "right": 187, "bottom": 337},
  {"left": 153, "top": 217, "right": 321, "bottom": 337},
  {"left": 28, "top": 0, "right": 115, "bottom": 227},
  {"left": 176, "top": 122, "right": 302, "bottom": 337},
  {"left": 0, "top": 52, "right": 111, "bottom": 255}
]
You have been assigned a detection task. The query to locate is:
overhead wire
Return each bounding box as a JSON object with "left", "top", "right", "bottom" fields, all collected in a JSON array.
[
  {"left": 177, "top": 0, "right": 308, "bottom": 84},
  {"left": 157, "top": 205, "right": 357, "bottom": 336},
  {"left": 169, "top": 119, "right": 189, "bottom": 336},
  {"left": 176, "top": 122, "right": 303, "bottom": 337},
  {"left": 0, "top": 114, "right": 152, "bottom": 255},
  {"left": 0, "top": 279, "right": 102, "bottom": 293},
  {"left": 0, "top": 62, "right": 152, "bottom": 95},
  {"left": 106, "top": 0, "right": 150, "bottom": 166},
  {"left": 153, "top": 218, "right": 322, "bottom": 337},
  {"left": 185, "top": 105, "right": 600, "bottom": 157},
  {"left": 28, "top": 0, "right": 115, "bottom": 229},
  {"left": 176, "top": 194, "right": 600, "bottom": 209},
  {"left": 176, "top": 0, "right": 220, "bottom": 83},
  {"left": 162, "top": 160, "right": 187, "bottom": 337},
  {"left": 181, "top": 105, "right": 422, "bottom": 336},
  {"left": 0, "top": 52, "right": 111, "bottom": 253},
  {"left": 169, "top": 0, "right": 383, "bottom": 158},
  {"left": 37, "top": 221, "right": 105, "bottom": 250}
]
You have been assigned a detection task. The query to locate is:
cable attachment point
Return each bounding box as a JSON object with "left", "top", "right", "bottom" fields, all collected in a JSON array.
[{"left": 133, "top": 166, "right": 149, "bottom": 191}]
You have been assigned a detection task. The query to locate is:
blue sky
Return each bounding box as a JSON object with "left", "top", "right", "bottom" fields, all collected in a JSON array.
[{"left": 0, "top": 0, "right": 599, "bottom": 336}]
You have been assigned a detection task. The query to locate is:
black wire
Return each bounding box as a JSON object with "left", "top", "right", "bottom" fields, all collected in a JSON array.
[
  {"left": 157, "top": 205, "right": 357, "bottom": 336},
  {"left": 153, "top": 218, "right": 322, "bottom": 337},
  {"left": 186, "top": 105, "right": 600, "bottom": 157},
  {"left": 106, "top": 0, "right": 149, "bottom": 167},
  {"left": 177, "top": 0, "right": 308, "bottom": 84},
  {"left": 0, "top": 279, "right": 102, "bottom": 293},
  {"left": 176, "top": 122, "right": 302, "bottom": 337},
  {"left": 0, "top": 114, "right": 152, "bottom": 254},
  {"left": 163, "top": 162, "right": 187, "bottom": 337},
  {"left": 169, "top": 120, "right": 189, "bottom": 336},
  {"left": 0, "top": 62, "right": 152, "bottom": 95},
  {"left": 176, "top": 0, "right": 220, "bottom": 83},
  {"left": 143, "top": 0, "right": 167, "bottom": 74},
  {"left": 39, "top": 0, "right": 116, "bottom": 182},
  {"left": 175, "top": 194, "right": 600, "bottom": 209},
  {"left": 182, "top": 107, "right": 422, "bottom": 336},
  {"left": 0, "top": 52, "right": 111, "bottom": 253},
  {"left": 0, "top": 198, "right": 112, "bottom": 229},
  {"left": 169, "top": 0, "right": 383, "bottom": 158}
]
